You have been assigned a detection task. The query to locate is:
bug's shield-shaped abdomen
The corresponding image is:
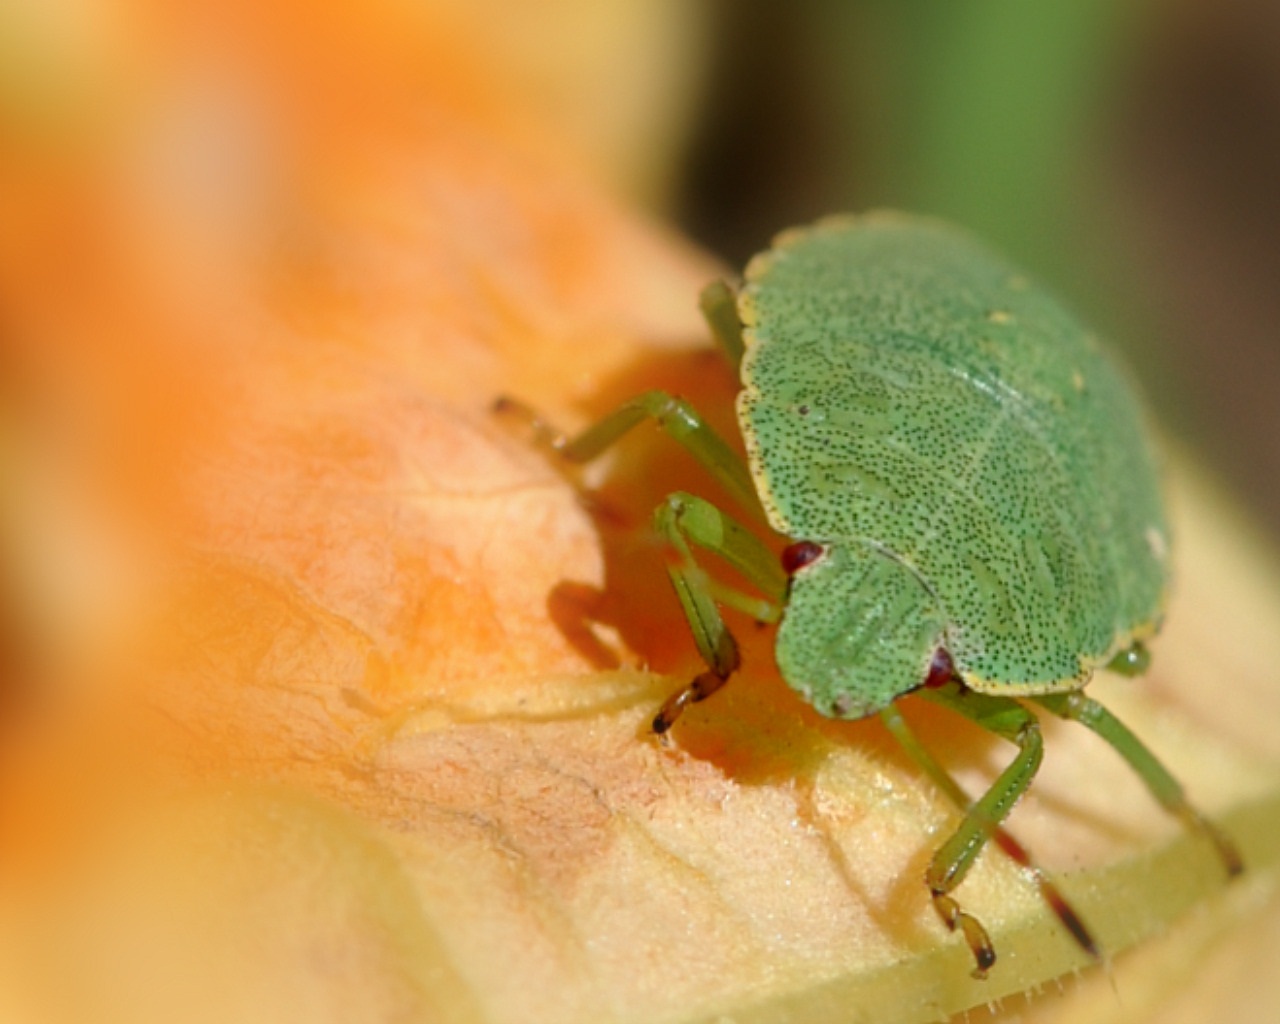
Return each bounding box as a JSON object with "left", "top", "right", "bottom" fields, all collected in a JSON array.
[{"left": 778, "top": 542, "right": 947, "bottom": 719}]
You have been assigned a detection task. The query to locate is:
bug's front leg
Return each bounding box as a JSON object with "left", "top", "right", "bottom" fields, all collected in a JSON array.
[
  {"left": 914, "top": 682, "right": 1057, "bottom": 978},
  {"left": 880, "top": 700, "right": 1099, "bottom": 971},
  {"left": 651, "top": 492, "right": 784, "bottom": 734}
]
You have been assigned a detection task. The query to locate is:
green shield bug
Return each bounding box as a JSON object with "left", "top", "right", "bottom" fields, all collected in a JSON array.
[{"left": 496, "top": 212, "right": 1242, "bottom": 977}]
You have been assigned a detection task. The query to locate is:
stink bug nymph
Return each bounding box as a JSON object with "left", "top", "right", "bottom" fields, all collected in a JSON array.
[{"left": 496, "top": 213, "right": 1242, "bottom": 978}]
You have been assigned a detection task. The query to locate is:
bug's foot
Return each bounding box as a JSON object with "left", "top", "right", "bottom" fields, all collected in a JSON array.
[
  {"left": 652, "top": 685, "right": 692, "bottom": 734},
  {"left": 652, "top": 702, "right": 680, "bottom": 735},
  {"left": 652, "top": 670, "right": 729, "bottom": 735},
  {"left": 1037, "top": 879, "right": 1101, "bottom": 961},
  {"left": 932, "top": 891, "right": 996, "bottom": 980},
  {"left": 492, "top": 395, "right": 565, "bottom": 452},
  {"left": 1178, "top": 807, "right": 1245, "bottom": 878}
]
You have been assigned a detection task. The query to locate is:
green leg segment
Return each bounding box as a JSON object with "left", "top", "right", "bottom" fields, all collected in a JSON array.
[
  {"left": 493, "top": 389, "right": 760, "bottom": 516},
  {"left": 1034, "top": 691, "right": 1244, "bottom": 877},
  {"left": 655, "top": 491, "right": 787, "bottom": 608},
  {"left": 879, "top": 702, "right": 1099, "bottom": 973},
  {"left": 908, "top": 681, "right": 1051, "bottom": 978},
  {"left": 650, "top": 492, "right": 783, "bottom": 734},
  {"left": 699, "top": 279, "right": 746, "bottom": 374},
  {"left": 494, "top": 384, "right": 781, "bottom": 733}
]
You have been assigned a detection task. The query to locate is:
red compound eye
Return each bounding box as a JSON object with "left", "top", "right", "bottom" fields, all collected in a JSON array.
[
  {"left": 780, "top": 540, "right": 824, "bottom": 575},
  {"left": 923, "top": 648, "right": 956, "bottom": 688}
]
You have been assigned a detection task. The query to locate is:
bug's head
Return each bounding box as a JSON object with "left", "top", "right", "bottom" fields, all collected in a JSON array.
[{"left": 775, "top": 542, "right": 947, "bottom": 720}]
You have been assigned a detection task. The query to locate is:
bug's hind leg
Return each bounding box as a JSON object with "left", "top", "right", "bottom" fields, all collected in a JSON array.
[
  {"left": 1105, "top": 640, "right": 1151, "bottom": 677},
  {"left": 699, "top": 279, "right": 746, "bottom": 373},
  {"left": 651, "top": 491, "right": 784, "bottom": 734},
  {"left": 1034, "top": 691, "right": 1243, "bottom": 877}
]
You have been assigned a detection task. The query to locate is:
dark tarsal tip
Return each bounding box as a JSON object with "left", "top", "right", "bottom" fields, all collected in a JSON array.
[{"left": 1048, "top": 891, "right": 1102, "bottom": 961}]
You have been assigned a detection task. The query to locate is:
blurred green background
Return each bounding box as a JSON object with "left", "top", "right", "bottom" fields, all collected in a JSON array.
[{"left": 672, "top": 0, "right": 1280, "bottom": 538}]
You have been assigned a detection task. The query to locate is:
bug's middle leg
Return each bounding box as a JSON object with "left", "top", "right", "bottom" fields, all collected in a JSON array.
[
  {"left": 651, "top": 491, "right": 784, "bottom": 734},
  {"left": 1034, "top": 691, "right": 1243, "bottom": 876},
  {"left": 493, "top": 389, "right": 760, "bottom": 515}
]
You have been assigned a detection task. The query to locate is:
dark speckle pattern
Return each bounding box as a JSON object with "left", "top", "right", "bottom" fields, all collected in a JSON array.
[{"left": 737, "top": 214, "right": 1169, "bottom": 713}]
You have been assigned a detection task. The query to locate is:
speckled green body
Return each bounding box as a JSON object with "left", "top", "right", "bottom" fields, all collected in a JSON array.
[{"left": 738, "top": 215, "right": 1169, "bottom": 719}]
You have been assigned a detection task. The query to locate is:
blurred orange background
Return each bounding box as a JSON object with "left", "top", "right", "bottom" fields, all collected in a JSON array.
[{"left": 0, "top": 3, "right": 1277, "bottom": 1023}]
